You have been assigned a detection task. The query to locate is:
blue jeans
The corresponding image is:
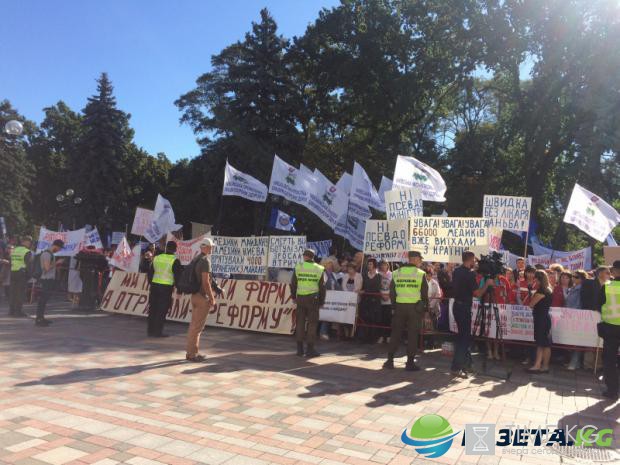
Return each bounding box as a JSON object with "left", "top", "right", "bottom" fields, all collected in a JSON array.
[{"left": 451, "top": 301, "right": 472, "bottom": 371}]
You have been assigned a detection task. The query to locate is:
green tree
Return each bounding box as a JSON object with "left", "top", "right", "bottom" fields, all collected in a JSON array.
[
  {"left": 75, "top": 73, "right": 134, "bottom": 230},
  {"left": 0, "top": 101, "right": 33, "bottom": 234}
]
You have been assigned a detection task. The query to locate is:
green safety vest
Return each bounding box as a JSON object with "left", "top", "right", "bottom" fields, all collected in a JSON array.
[
  {"left": 11, "top": 246, "right": 30, "bottom": 272},
  {"left": 295, "top": 261, "right": 324, "bottom": 296},
  {"left": 601, "top": 281, "right": 620, "bottom": 325},
  {"left": 152, "top": 254, "right": 176, "bottom": 286},
  {"left": 393, "top": 266, "right": 425, "bottom": 303}
]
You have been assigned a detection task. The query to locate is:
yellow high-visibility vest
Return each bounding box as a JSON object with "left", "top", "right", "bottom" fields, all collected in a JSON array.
[
  {"left": 294, "top": 261, "right": 324, "bottom": 295},
  {"left": 601, "top": 281, "right": 620, "bottom": 325},
  {"left": 392, "top": 266, "right": 425, "bottom": 303},
  {"left": 11, "top": 246, "right": 30, "bottom": 272},
  {"left": 152, "top": 254, "right": 176, "bottom": 286}
]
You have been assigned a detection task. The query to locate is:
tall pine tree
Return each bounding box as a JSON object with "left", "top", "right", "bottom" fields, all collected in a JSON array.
[{"left": 75, "top": 73, "right": 133, "bottom": 229}]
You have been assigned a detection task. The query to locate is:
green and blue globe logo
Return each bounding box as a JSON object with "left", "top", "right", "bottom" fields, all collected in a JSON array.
[{"left": 401, "top": 414, "right": 460, "bottom": 458}]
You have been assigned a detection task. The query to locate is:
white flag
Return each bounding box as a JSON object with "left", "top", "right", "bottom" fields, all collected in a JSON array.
[
  {"left": 268, "top": 155, "right": 313, "bottom": 207},
  {"left": 563, "top": 184, "right": 620, "bottom": 242},
  {"left": 350, "top": 162, "right": 384, "bottom": 216},
  {"left": 306, "top": 169, "right": 349, "bottom": 230},
  {"left": 222, "top": 161, "right": 268, "bottom": 202},
  {"left": 335, "top": 172, "right": 353, "bottom": 195},
  {"left": 143, "top": 194, "right": 182, "bottom": 243},
  {"left": 300, "top": 163, "right": 314, "bottom": 176},
  {"left": 392, "top": 155, "right": 447, "bottom": 202},
  {"left": 378, "top": 176, "right": 393, "bottom": 203},
  {"left": 110, "top": 237, "right": 138, "bottom": 272}
]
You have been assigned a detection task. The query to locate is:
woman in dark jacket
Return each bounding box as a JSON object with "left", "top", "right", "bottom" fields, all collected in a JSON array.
[{"left": 526, "top": 270, "right": 553, "bottom": 374}]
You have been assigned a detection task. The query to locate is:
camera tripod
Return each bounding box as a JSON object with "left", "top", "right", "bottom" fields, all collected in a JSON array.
[{"left": 472, "top": 280, "right": 507, "bottom": 368}]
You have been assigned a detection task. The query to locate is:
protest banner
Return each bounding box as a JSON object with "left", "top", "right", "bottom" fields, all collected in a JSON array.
[
  {"left": 527, "top": 247, "right": 591, "bottom": 271},
  {"left": 409, "top": 217, "right": 490, "bottom": 263},
  {"left": 210, "top": 236, "right": 270, "bottom": 275},
  {"left": 84, "top": 227, "right": 104, "bottom": 251},
  {"left": 101, "top": 272, "right": 295, "bottom": 334},
  {"left": 267, "top": 235, "right": 306, "bottom": 268},
  {"left": 109, "top": 237, "right": 138, "bottom": 272},
  {"left": 363, "top": 219, "right": 408, "bottom": 262},
  {"left": 351, "top": 162, "right": 384, "bottom": 212},
  {"left": 131, "top": 207, "right": 153, "bottom": 236},
  {"left": 36, "top": 227, "right": 86, "bottom": 256},
  {"left": 307, "top": 240, "right": 332, "bottom": 258},
  {"left": 144, "top": 194, "right": 182, "bottom": 243},
  {"left": 448, "top": 301, "right": 601, "bottom": 347},
  {"left": 483, "top": 195, "right": 531, "bottom": 232},
  {"left": 384, "top": 189, "right": 423, "bottom": 220},
  {"left": 319, "top": 291, "right": 358, "bottom": 325},
  {"left": 166, "top": 233, "right": 208, "bottom": 265},
  {"left": 603, "top": 246, "right": 620, "bottom": 266},
  {"left": 111, "top": 232, "right": 125, "bottom": 245}
]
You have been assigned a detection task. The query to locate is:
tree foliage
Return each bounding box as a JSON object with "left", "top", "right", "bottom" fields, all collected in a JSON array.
[{"left": 2, "top": 0, "right": 619, "bottom": 260}]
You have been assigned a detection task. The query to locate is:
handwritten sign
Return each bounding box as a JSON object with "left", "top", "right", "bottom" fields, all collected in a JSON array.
[
  {"left": 409, "top": 217, "right": 490, "bottom": 263},
  {"left": 101, "top": 271, "right": 295, "bottom": 334},
  {"left": 363, "top": 219, "right": 408, "bottom": 262},
  {"left": 384, "top": 189, "right": 423, "bottom": 220},
  {"left": 210, "top": 236, "right": 269, "bottom": 275},
  {"left": 319, "top": 290, "right": 358, "bottom": 324},
  {"left": 483, "top": 195, "right": 531, "bottom": 232},
  {"left": 130, "top": 207, "right": 154, "bottom": 237},
  {"left": 268, "top": 236, "right": 306, "bottom": 269}
]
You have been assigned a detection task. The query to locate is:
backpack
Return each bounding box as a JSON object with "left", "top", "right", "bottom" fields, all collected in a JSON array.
[
  {"left": 30, "top": 252, "right": 44, "bottom": 280},
  {"left": 177, "top": 255, "right": 202, "bottom": 294}
]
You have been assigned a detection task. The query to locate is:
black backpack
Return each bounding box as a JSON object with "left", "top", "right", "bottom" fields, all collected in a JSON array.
[
  {"left": 30, "top": 252, "right": 45, "bottom": 280},
  {"left": 177, "top": 255, "right": 202, "bottom": 294}
]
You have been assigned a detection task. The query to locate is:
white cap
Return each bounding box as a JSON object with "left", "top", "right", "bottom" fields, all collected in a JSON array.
[{"left": 200, "top": 238, "right": 214, "bottom": 247}]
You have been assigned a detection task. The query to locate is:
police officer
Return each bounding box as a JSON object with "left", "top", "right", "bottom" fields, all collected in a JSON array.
[
  {"left": 383, "top": 251, "right": 428, "bottom": 371},
  {"left": 291, "top": 249, "right": 325, "bottom": 358},
  {"left": 147, "top": 241, "right": 181, "bottom": 337},
  {"left": 9, "top": 236, "right": 33, "bottom": 318},
  {"left": 598, "top": 260, "right": 620, "bottom": 400}
]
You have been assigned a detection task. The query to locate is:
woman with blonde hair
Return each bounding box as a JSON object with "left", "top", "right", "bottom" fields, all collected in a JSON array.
[{"left": 526, "top": 270, "right": 553, "bottom": 373}]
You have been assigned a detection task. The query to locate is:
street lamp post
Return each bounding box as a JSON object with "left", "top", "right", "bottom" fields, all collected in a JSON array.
[{"left": 56, "top": 189, "right": 83, "bottom": 229}]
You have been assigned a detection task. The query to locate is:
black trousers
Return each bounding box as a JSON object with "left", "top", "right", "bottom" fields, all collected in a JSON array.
[
  {"left": 37, "top": 279, "right": 55, "bottom": 320},
  {"left": 600, "top": 322, "right": 620, "bottom": 395},
  {"left": 451, "top": 300, "right": 473, "bottom": 371},
  {"left": 80, "top": 270, "right": 98, "bottom": 310},
  {"left": 148, "top": 283, "right": 173, "bottom": 336},
  {"left": 9, "top": 271, "right": 26, "bottom": 314}
]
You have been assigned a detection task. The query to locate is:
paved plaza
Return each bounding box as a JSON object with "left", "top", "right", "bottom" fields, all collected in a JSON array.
[{"left": 0, "top": 301, "right": 618, "bottom": 465}]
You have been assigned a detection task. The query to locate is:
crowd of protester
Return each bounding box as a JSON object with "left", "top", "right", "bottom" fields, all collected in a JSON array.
[{"left": 0, "top": 238, "right": 615, "bottom": 373}]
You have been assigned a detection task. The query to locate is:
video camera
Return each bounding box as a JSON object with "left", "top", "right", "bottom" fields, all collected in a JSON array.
[{"left": 477, "top": 252, "right": 506, "bottom": 280}]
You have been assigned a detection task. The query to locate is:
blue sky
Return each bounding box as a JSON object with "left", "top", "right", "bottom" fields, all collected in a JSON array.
[{"left": 1, "top": 1, "right": 340, "bottom": 161}]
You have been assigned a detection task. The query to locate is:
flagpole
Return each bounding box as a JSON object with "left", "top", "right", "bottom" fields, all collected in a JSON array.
[
  {"left": 260, "top": 195, "right": 271, "bottom": 236},
  {"left": 215, "top": 194, "right": 225, "bottom": 235}
]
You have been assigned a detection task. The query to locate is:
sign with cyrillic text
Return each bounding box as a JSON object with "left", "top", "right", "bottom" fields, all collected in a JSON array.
[
  {"left": 319, "top": 290, "right": 358, "bottom": 324},
  {"left": 363, "top": 219, "right": 408, "bottom": 262},
  {"left": 210, "top": 236, "right": 270, "bottom": 275},
  {"left": 267, "top": 236, "right": 306, "bottom": 269},
  {"left": 409, "top": 217, "right": 490, "bottom": 263},
  {"left": 385, "top": 189, "right": 423, "bottom": 220},
  {"left": 101, "top": 272, "right": 295, "bottom": 334},
  {"left": 483, "top": 195, "right": 531, "bottom": 232}
]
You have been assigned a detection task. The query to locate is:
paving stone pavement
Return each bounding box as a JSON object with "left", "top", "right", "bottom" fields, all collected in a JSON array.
[{"left": 0, "top": 300, "right": 618, "bottom": 465}]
